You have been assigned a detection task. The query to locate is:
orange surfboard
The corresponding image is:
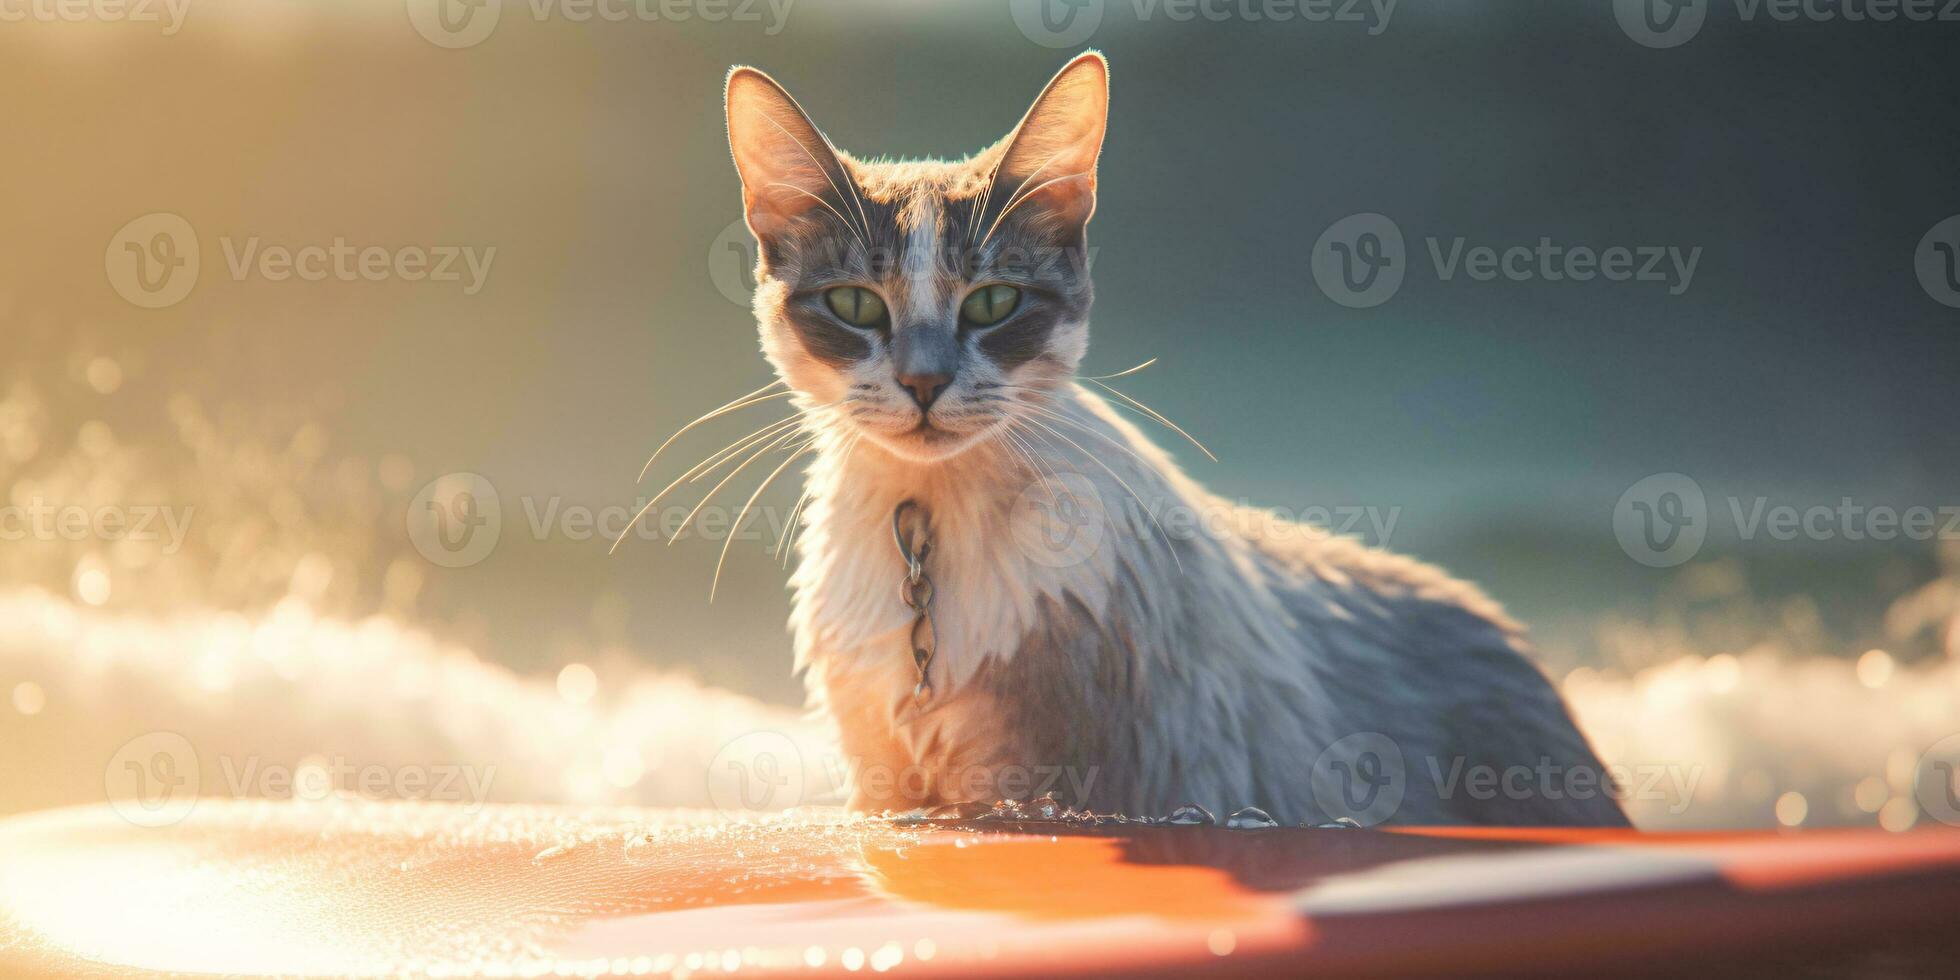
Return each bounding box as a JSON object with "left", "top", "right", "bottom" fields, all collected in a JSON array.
[{"left": 2, "top": 800, "right": 1957, "bottom": 977}]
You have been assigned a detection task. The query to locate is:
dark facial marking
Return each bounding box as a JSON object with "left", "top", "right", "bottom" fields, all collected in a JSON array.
[
  {"left": 976, "top": 307, "right": 1061, "bottom": 371},
  {"left": 788, "top": 313, "right": 872, "bottom": 367}
]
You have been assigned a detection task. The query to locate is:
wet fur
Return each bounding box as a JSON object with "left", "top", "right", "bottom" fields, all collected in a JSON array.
[{"left": 724, "top": 55, "right": 1628, "bottom": 826}]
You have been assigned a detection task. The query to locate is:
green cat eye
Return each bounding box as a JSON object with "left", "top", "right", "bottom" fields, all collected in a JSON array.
[
  {"left": 823, "top": 286, "right": 888, "bottom": 328},
  {"left": 960, "top": 284, "right": 1021, "bottom": 327}
]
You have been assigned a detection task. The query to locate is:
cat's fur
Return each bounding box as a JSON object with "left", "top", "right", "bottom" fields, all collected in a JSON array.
[{"left": 723, "top": 53, "right": 1628, "bottom": 826}]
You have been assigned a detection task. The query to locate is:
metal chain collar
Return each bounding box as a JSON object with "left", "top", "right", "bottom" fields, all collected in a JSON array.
[{"left": 891, "top": 500, "right": 936, "bottom": 706}]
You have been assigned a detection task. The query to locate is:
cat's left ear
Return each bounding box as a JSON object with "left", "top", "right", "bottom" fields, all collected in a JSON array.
[{"left": 987, "top": 52, "right": 1110, "bottom": 238}]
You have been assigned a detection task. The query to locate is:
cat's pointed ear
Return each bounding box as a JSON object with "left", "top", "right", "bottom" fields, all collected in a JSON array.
[
  {"left": 988, "top": 52, "right": 1109, "bottom": 237},
  {"left": 725, "top": 67, "right": 856, "bottom": 240}
]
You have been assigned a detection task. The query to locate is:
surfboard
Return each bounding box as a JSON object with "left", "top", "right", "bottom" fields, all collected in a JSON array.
[{"left": 2, "top": 800, "right": 1956, "bottom": 977}]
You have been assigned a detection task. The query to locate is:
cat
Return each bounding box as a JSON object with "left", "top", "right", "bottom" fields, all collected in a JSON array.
[{"left": 721, "top": 53, "right": 1628, "bottom": 826}]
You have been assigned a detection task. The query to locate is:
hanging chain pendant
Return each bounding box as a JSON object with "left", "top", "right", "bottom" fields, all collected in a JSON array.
[{"left": 892, "top": 500, "right": 937, "bottom": 705}]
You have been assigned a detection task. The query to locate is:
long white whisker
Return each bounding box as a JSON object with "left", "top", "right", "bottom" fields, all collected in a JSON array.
[
  {"left": 1083, "top": 358, "right": 1157, "bottom": 381},
  {"left": 998, "top": 419, "right": 1058, "bottom": 505},
  {"left": 686, "top": 415, "right": 810, "bottom": 485},
  {"left": 776, "top": 485, "right": 814, "bottom": 564},
  {"left": 990, "top": 378, "right": 1210, "bottom": 465},
  {"left": 712, "top": 439, "right": 818, "bottom": 602},
  {"left": 670, "top": 426, "right": 807, "bottom": 549},
  {"left": 1015, "top": 400, "right": 1164, "bottom": 474},
  {"left": 612, "top": 414, "right": 802, "bottom": 555},
  {"left": 1084, "top": 379, "right": 1217, "bottom": 463},
  {"left": 639, "top": 384, "right": 790, "bottom": 482}
]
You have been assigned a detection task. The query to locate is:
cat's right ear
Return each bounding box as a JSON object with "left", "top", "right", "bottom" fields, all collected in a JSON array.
[
  {"left": 985, "top": 52, "right": 1109, "bottom": 240},
  {"left": 725, "top": 67, "right": 856, "bottom": 241}
]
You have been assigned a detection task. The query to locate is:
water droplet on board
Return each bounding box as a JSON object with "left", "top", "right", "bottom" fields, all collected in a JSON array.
[
  {"left": 1313, "top": 816, "right": 1363, "bottom": 829},
  {"left": 1225, "top": 807, "right": 1279, "bottom": 829},
  {"left": 925, "top": 801, "right": 991, "bottom": 821},
  {"left": 1162, "top": 803, "right": 1216, "bottom": 826},
  {"left": 986, "top": 799, "right": 1028, "bottom": 821},
  {"left": 532, "top": 841, "right": 576, "bottom": 863},
  {"left": 1026, "top": 794, "right": 1062, "bottom": 820}
]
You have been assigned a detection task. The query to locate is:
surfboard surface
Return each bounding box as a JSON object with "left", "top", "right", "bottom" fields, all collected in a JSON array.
[{"left": 2, "top": 800, "right": 1958, "bottom": 977}]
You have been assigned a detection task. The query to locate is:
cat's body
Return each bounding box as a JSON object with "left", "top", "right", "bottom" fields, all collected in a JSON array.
[{"left": 723, "top": 54, "right": 1627, "bottom": 826}]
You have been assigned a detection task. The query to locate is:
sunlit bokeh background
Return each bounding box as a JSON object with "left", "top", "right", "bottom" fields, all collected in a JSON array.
[{"left": 3, "top": 0, "right": 1958, "bottom": 830}]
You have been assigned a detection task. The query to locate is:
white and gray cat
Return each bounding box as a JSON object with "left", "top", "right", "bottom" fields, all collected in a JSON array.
[{"left": 720, "top": 53, "right": 1627, "bottom": 826}]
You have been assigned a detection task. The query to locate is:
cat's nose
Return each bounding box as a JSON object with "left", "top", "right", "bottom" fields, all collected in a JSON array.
[{"left": 897, "top": 371, "right": 952, "bottom": 411}]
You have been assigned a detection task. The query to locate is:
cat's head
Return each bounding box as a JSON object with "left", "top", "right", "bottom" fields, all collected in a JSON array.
[{"left": 724, "top": 54, "right": 1108, "bottom": 463}]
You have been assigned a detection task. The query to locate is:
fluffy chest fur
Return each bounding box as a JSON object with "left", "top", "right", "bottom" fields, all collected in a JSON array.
[{"left": 790, "top": 388, "right": 1340, "bottom": 815}]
